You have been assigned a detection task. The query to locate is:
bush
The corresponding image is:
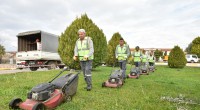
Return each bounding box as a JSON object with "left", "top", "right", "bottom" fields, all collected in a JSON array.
[{"left": 168, "top": 45, "right": 187, "bottom": 68}]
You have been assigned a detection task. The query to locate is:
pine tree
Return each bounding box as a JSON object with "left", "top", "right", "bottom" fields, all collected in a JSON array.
[
  {"left": 168, "top": 45, "right": 187, "bottom": 68},
  {"left": 105, "top": 32, "right": 123, "bottom": 66},
  {"left": 191, "top": 37, "right": 200, "bottom": 57},
  {"left": 185, "top": 42, "right": 192, "bottom": 54},
  {"left": 58, "top": 14, "right": 107, "bottom": 69},
  {"left": 154, "top": 49, "right": 163, "bottom": 61},
  {"left": 0, "top": 44, "right": 5, "bottom": 64}
]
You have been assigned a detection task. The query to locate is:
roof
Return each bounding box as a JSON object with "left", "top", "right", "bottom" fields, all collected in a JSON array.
[
  {"left": 130, "top": 48, "right": 172, "bottom": 51},
  {"left": 17, "top": 30, "right": 58, "bottom": 37}
]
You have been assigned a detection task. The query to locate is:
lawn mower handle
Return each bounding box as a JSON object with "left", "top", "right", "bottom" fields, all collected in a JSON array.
[{"left": 49, "top": 68, "right": 68, "bottom": 83}]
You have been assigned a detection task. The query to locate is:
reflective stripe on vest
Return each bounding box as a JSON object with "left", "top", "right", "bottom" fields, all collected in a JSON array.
[
  {"left": 77, "top": 37, "right": 94, "bottom": 61},
  {"left": 134, "top": 51, "right": 141, "bottom": 62},
  {"left": 149, "top": 56, "right": 154, "bottom": 62},
  {"left": 142, "top": 54, "right": 147, "bottom": 62},
  {"left": 117, "top": 44, "right": 128, "bottom": 60}
]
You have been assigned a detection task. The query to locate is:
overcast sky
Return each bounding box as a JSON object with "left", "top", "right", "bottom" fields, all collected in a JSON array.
[{"left": 1, "top": 0, "right": 200, "bottom": 51}]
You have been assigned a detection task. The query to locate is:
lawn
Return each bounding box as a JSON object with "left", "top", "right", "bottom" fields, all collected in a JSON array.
[{"left": 0, "top": 65, "right": 200, "bottom": 110}]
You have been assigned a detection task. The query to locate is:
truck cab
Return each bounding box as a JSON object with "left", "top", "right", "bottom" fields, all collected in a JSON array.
[
  {"left": 16, "top": 30, "right": 64, "bottom": 71},
  {"left": 185, "top": 54, "right": 199, "bottom": 63}
]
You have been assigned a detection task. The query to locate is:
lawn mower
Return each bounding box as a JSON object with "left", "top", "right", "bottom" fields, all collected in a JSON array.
[
  {"left": 127, "top": 66, "right": 140, "bottom": 79},
  {"left": 149, "top": 65, "right": 155, "bottom": 72},
  {"left": 140, "top": 64, "right": 149, "bottom": 75},
  {"left": 102, "top": 69, "right": 125, "bottom": 88},
  {"left": 9, "top": 68, "right": 80, "bottom": 110}
]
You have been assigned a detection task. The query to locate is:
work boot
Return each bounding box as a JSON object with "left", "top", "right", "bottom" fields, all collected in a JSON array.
[{"left": 86, "top": 85, "right": 92, "bottom": 91}]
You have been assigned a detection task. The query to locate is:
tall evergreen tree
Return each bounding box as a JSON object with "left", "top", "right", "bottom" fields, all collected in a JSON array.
[
  {"left": 154, "top": 49, "right": 163, "bottom": 61},
  {"left": 191, "top": 37, "right": 200, "bottom": 57},
  {"left": 185, "top": 42, "right": 192, "bottom": 54},
  {"left": 105, "top": 32, "right": 123, "bottom": 66},
  {"left": 0, "top": 44, "right": 5, "bottom": 64},
  {"left": 58, "top": 14, "right": 107, "bottom": 69},
  {"left": 168, "top": 45, "right": 187, "bottom": 68}
]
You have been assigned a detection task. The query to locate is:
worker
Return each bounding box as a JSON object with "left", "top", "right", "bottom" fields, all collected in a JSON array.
[
  {"left": 141, "top": 50, "right": 148, "bottom": 66},
  {"left": 115, "top": 38, "right": 130, "bottom": 80},
  {"left": 132, "top": 46, "right": 142, "bottom": 74},
  {"left": 73, "top": 29, "right": 94, "bottom": 91},
  {"left": 149, "top": 52, "right": 155, "bottom": 66},
  {"left": 36, "top": 39, "right": 42, "bottom": 51}
]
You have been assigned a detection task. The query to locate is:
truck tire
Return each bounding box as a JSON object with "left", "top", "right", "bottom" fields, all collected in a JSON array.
[
  {"left": 30, "top": 67, "right": 38, "bottom": 71},
  {"left": 47, "top": 61, "right": 56, "bottom": 70}
]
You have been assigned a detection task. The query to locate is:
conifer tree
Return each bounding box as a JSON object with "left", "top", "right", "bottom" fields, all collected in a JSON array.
[{"left": 168, "top": 45, "right": 187, "bottom": 68}]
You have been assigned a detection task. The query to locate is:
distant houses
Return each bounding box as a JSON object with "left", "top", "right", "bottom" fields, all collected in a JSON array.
[{"left": 1, "top": 51, "right": 16, "bottom": 64}]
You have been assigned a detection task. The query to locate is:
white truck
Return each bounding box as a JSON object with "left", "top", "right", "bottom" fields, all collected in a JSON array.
[
  {"left": 185, "top": 54, "right": 199, "bottom": 63},
  {"left": 16, "top": 30, "right": 65, "bottom": 71}
]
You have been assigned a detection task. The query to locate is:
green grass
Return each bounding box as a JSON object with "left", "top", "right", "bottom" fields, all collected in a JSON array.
[{"left": 1, "top": 65, "right": 200, "bottom": 110}]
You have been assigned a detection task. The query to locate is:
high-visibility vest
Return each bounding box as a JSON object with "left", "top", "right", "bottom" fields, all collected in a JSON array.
[
  {"left": 77, "top": 37, "right": 94, "bottom": 61},
  {"left": 116, "top": 44, "right": 128, "bottom": 60},
  {"left": 134, "top": 51, "right": 141, "bottom": 62},
  {"left": 149, "top": 56, "right": 154, "bottom": 63},
  {"left": 142, "top": 54, "right": 147, "bottom": 62}
]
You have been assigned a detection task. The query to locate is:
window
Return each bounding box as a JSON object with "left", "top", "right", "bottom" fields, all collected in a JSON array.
[{"left": 192, "top": 55, "right": 197, "bottom": 58}]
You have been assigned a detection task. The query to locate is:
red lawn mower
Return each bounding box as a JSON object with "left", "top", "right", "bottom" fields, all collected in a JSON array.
[
  {"left": 102, "top": 69, "right": 125, "bottom": 88},
  {"left": 140, "top": 65, "right": 149, "bottom": 75},
  {"left": 127, "top": 66, "right": 140, "bottom": 79},
  {"left": 9, "top": 68, "right": 80, "bottom": 110},
  {"left": 149, "top": 65, "right": 155, "bottom": 72}
]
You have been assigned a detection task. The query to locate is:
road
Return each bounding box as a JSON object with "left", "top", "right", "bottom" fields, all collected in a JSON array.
[{"left": 0, "top": 68, "right": 51, "bottom": 75}]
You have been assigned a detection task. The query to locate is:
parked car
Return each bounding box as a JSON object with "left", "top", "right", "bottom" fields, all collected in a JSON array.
[{"left": 185, "top": 54, "right": 199, "bottom": 63}]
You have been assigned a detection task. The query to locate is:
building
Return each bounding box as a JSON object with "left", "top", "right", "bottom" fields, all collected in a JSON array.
[
  {"left": 1, "top": 51, "right": 17, "bottom": 64},
  {"left": 130, "top": 48, "right": 172, "bottom": 56}
]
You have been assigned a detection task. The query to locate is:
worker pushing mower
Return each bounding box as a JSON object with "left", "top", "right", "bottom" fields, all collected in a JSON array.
[
  {"left": 140, "top": 50, "right": 149, "bottom": 75},
  {"left": 132, "top": 46, "right": 142, "bottom": 75},
  {"left": 102, "top": 38, "right": 130, "bottom": 88},
  {"left": 148, "top": 52, "right": 156, "bottom": 72}
]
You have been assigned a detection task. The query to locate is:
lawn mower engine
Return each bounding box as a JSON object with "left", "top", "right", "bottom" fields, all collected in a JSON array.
[
  {"left": 149, "top": 65, "right": 155, "bottom": 72},
  {"left": 27, "top": 83, "right": 56, "bottom": 101},
  {"left": 141, "top": 65, "right": 149, "bottom": 75},
  {"left": 127, "top": 67, "right": 139, "bottom": 79},
  {"left": 102, "top": 70, "right": 124, "bottom": 88}
]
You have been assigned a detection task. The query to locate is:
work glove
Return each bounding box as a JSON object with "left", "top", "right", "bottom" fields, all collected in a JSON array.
[
  {"left": 83, "top": 55, "right": 88, "bottom": 60},
  {"left": 73, "top": 56, "right": 77, "bottom": 61},
  {"left": 124, "top": 56, "right": 127, "bottom": 59}
]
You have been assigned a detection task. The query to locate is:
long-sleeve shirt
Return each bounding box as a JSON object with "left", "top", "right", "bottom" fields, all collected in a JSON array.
[{"left": 74, "top": 37, "right": 94, "bottom": 57}]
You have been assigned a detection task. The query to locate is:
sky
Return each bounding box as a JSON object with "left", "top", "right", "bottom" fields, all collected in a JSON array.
[{"left": 0, "top": 0, "right": 200, "bottom": 51}]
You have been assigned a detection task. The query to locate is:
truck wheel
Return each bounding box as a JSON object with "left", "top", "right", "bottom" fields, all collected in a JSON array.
[
  {"left": 59, "top": 65, "right": 64, "bottom": 69},
  {"left": 30, "top": 67, "right": 38, "bottom": 71},
  {"left": 32, "top": 102, "right": 45, "bottom": 110},
  {"left": 9, "top": 98, "right": 22, "bottom": 109},
  {"left": 47, "top": 61, "right": 56, "bottom": 70}
]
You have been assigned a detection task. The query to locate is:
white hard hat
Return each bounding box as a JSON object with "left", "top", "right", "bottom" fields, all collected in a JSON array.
[{"left": 78, "top": 29, "right": 86, "bottom": 33}]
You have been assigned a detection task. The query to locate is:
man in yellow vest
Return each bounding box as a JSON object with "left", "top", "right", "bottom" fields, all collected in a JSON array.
[
  {"left": 149, "top": 52, "right": 155, "bottom": 66},
  {"left": 115, "top": 38, "right": 130, "bottom": 79},
  {"left": 73, "top": 29, "right": 94, "bottom": 91},
  {"left": 141, "top": 50, "right": 148, "bottom": 66},
  {"left": 133, "top": 46, "right": 142, "bottom": 67}
]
